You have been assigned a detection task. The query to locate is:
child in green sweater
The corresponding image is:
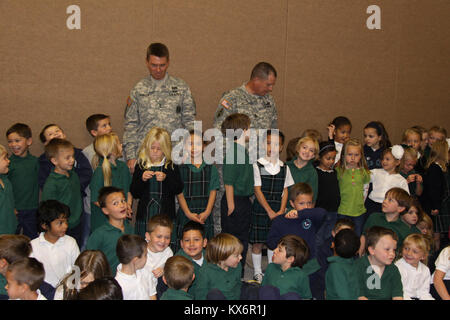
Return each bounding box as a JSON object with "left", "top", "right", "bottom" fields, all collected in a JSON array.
[
  {"left": 325, "top": 229, "right": 360, "bottom": 300},
  {"left": 161, "top": 255, "right": 195, "bottom": 300},
  {"left": 260, "top": 234, "right": 311, "bottom": 299},
  {"left": 6, "top": 123, "right": 39, "bottom": 239}
]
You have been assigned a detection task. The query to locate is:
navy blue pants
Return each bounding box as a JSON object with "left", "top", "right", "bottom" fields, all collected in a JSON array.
[{"left": 16, "top": 209, "right": 38, "bottom": 240}]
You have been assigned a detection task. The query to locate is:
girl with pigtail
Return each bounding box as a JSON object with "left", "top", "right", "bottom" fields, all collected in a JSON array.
[{"left": 89, "top": 133, "right": 133, "bottom": 232}]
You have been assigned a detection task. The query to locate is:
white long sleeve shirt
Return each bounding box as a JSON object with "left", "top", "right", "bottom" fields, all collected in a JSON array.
[
  {"left": 30, "top": 233, "right": 79, "bottom": 288},
  {"left": 368, "top": 169, "right": 410, "bottom": 203},
  {"left": 395, "top": 258, "right": 434, "bottom": 300}
]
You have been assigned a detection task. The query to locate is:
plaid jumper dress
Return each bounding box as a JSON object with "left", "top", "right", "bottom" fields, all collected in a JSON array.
[
  {"left": 135, "top": 165, "right": 164, "bottom": 237},
  {"left": 249, "top": 162, "right": 286, "bottom": 244},
  {"left": 176, "top": 164, "right": 214, "bottom": 247}
]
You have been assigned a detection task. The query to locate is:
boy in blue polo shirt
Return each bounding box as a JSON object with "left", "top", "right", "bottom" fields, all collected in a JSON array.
[{"left": 6, "top": 123, "right": 39, "bottom": 239}]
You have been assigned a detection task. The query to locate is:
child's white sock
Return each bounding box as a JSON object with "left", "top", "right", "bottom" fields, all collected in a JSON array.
[
  {"left": 267, "top": 249, "right": 274, "bottom": 264},
  {"left": 252, "top": 253, "right": 262, "bottom": 275}
]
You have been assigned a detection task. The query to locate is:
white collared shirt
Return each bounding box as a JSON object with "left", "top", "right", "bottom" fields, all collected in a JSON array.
[
  {"left": 253, "top": 157, "right": 295, "bottom": 189},
  {"left": 30, "top": 233, "right": 79, "bottom": 288},
  {"left": 10, "top": 290, "right": 47, "bottom": 300},
  {"left": 143, "top": 246, "right": 173, "bottom": 290},
  {"left": 115, "top": 264, "right": 156, "bottom": 300},
  {"left": 334, "top": 142, "right": 343, "bottom": 164},
  {"left": 431, "top": 247, "right": 450, "bottom": 283},
  {"left": 368, "top": 168, "right": 410, "bottom": 203},
  {"left": 395, "top": 258, "right": 434, "bottom": 300}
]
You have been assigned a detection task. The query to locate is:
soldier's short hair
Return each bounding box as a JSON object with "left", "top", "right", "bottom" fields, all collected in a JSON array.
[
  {"left": 250, "top": 62, "right": 277, "bottom": 80},
  {"left": 146, "top": 43, "right": 170, "bottom": 61}
]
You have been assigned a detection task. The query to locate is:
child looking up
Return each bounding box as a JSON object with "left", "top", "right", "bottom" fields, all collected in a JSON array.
[
  {"left": 286, "top": 136, "right": 319, "bottom": 203},
  {"left": 130, "top": 127, "right": 183, "bottom": 238},
  {"left": 86, "top": 186, "right": 134, "bottom": 275},
  {"left": 6, "top": 123, "right": 39, "bottom": 239},
  {"left": 325, "top": 228, "right": 360, "bottom": 300},
  {"left": 395, "top": 233, "right": 434, "bottom": 300},
  {"left": 38, "top": 123, "right": 92, "bottom": 197},
  {"left": 250, "top": 129, "right": 294, "bottom": 283},
  {"left": 89, "top": 133, "right": 132, "bottom": 232},
  {"left": 176, "top": 130, "right": 220, "bottom": 248},
  {"left": 355, "top": 226, "right": 403, "bottom": 300},
  {"left": 327, "top": 116, "right": 352, "bottom": 165},
  {"left": 365, "top": 146, "right": 410, "bottom": 217},
  {"left": 261, "top": 235, "right": 312, "bottom": 299},
  {"left": 363, "top": 121, "right": 391, "bottom": 170},
  {"left": 0, "top": 144, "right": 17, "bottom": 235},
  {"left": 5, "top": 257, "right": 46, "bottom": 300},
  {"left": 161, "top": 255, "right": 195, "bottom": 300},
  {"left": 195, "top": 233, "right": 243, "bottom": 300},
  {"left": 30, "top": 200, "right": 79, "bottom": 288},
  {"left": 54, "top": 250, "right": 111, "bottom": 300},
  {"left": 115, "top": 234, "right": 156, "bottom": 300},
  {"left": 41, "top": 139, "right": 84, "bottom": 246},
  {"left": 315, "top": 141, "right": 340, "bottom": 212},
  {"left": 335, "top": 139, "right": 371, "bottom": 236}
]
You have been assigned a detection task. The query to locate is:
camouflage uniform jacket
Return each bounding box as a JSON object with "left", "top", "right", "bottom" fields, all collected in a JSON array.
[
  {"left": 213, "top": 83, "right": 278, "bottom": 131},
  {"left": 123, "top": 73, "right": 196, "bottom": 160}
]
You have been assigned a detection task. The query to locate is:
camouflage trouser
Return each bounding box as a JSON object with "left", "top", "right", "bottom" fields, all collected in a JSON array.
[{"left": 212, "top": 164, "right": 224, "bottom": 235}]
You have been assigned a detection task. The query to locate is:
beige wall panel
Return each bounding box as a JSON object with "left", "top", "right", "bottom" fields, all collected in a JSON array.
[
  {"left": 282, "top": 1, "right": 399, "bottom": 152},
  {"left": 151, "top": 0, "right": 288, "bottom": 129}
]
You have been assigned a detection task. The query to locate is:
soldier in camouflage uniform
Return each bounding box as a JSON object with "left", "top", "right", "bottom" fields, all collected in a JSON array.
[
  {"left": 212, "top": 62, "right": 279, "bottom": 236},
  {"left": 123, "top": 43, "right": 196, "bottom": 173},
  {"left": 213, "top": 62, "right": 278, "bottom": 131}
]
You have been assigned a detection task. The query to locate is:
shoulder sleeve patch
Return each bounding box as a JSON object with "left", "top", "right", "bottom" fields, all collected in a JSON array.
[{"left": 221, "top": 99, "right": 231, "bottom": 109}]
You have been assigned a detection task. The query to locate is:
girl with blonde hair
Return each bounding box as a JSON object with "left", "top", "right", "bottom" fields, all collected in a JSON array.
[
  {"left": 336, "top": 138, "right": 371, "bottom": 236},
  {"left": 130, "top": 127, "right": 183, "bottom": 239},
  {"left": 89, "top": 133, "right": 132, "bottom": 232},
  {"left": 395, "top": 233, "right": 434, "bottom": 300}
]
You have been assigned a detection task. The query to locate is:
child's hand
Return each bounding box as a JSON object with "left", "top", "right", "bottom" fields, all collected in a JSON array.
[
  {"left": 187, "top": 212, "right": 203, "bottom": 224},
  {"left": 154, "top": 171, "right": 166, "bottom": 182},
  {"left": 142, "top": 170, "right": 155, "bottom": 181},
  {"left": 126, "top": 204, "right": 133, "bottom": 219},
  {"left": 267, "top": 210, "right": 278, "bottom": 220},
  {"left": 285, "top": 210, "right": 298, "bottom": 219},
  {"left": 227, "top": 204, "right": 235, "bottom": 216},
  {"left": 357, "top": 244, "right": 365, "bottom": 257},
  {"left": 415, "top": 174, "right": 423, "bottom": 183},
  {"left": 198, "top": 211, "right": 210, "bottom": 223},
  {"left": 406, "top": 174, "right": 416, "bottom": 183},
  {"left": 152, "top": 267, "right": 164, "bottom": 278},
  {"left": 327, "top": 124, "right": 335, "bottom": 139},
  {"left": 431, "top": 209, "right": 439, "bottom": 216}
]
